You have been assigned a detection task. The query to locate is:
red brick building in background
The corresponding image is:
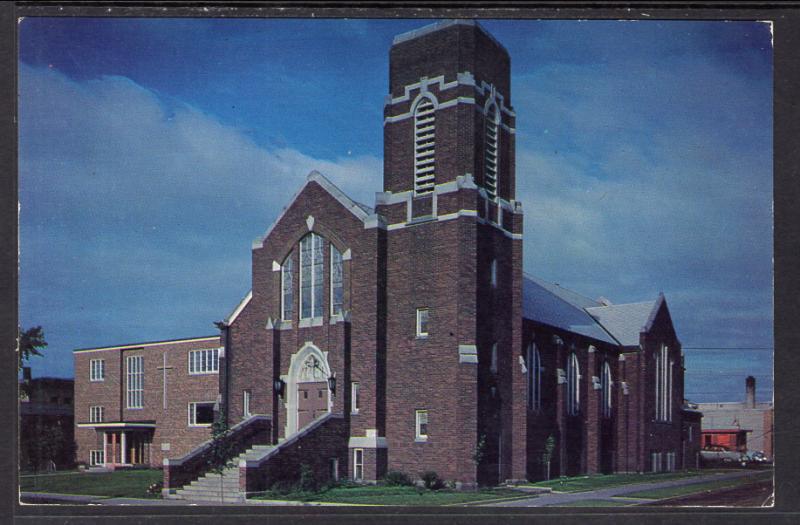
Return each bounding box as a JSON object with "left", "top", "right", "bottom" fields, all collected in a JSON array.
[
  {"left": 73, "top": 20, "right": 693, "bottom": 499},
  {"left": 73, "top": 336, "right": 221, "bottom": 468}
]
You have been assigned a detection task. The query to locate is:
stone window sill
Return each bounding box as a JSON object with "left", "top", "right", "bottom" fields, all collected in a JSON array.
[{"left": 298, "top": 317, "right": 324, "bottom": 328}]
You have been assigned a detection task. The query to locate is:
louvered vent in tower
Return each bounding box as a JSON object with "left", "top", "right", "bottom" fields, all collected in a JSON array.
[
  {"left": 413, "top": 97, "right": 436, "bottom": 195},
  {"left": 484, "top": 102, "right": 500, "bottom": 200}
]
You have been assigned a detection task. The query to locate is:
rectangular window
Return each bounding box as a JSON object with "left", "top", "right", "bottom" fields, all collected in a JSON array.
[
  {"left": 666, "top": 452, "right": 676, "bottom": 472},
  {"left": 188, "top": 401, "right": 215, "bottom": 426},
  {"left": 300, "top": 234, "right": 324, "bottom": 319},
  {"left": 188, "top": 348, "right": 220, "bottom": 374},
  {"left": 351, "top": 382, "right": 360, "bottom": 414},
  {"left": 90, "top": 359, "right": 105, "bottom": 381},
  {"left": 126, "top": 355, "right": 144, "bottom": 409},
  {"left": 415, "top": 409, "right": 429, "bottom": 440},
  {"left": 353, "top": 448, "right": 364, "bottom": 481},
  {"left": 651, "top": 452, "right": 662, "bottom": 473},
  {"left": 281, "top": 255, "right": 294, "bottom": 321},
  {"left": 90, "top": 450, "right": 105, "bottom": 466},
  {"left": 330, "top": 245, "right": 344, "bottom": 316},
  {"left": 416, "top": 308, "right": 429, "bottom": 337},
  {"left": 243, "top": 390, "right": 251, "bottom": 417},
  {"left": 89, "top": 405, "right": 104, "bottom": 423}
]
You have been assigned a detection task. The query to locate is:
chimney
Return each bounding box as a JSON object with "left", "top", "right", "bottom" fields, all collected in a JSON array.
[
  {"left": 745, "top": 375, "right": 756, "bottom": 408},
  {"left": 22, "top": 366, "right": 31, "bottom": 382}
]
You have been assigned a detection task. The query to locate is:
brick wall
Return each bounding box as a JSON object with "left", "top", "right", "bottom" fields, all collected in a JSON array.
[
  {"left": 242, "top": 414, "right": 348, "bottom": 494},
  {"left": 73, "top": 336, "right": 221, "bottom": 468}
]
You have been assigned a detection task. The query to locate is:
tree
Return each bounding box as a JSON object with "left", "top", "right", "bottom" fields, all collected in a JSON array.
[
  {"left": 206, "top": 407, "right": 237, "bottom": 503},
  {"left": 19, "top": 326, "right": 47, "bottom": 371},
  {"left": 542, "top": 435, "right": 556, "bottom": 481}
]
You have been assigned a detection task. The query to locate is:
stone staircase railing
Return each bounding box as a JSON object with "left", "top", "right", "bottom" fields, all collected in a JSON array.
[
  {"left": 163, "top": 414, "right": 271, "bottom": 495},
  {"left": 241, "top": 413, "right": 348, "bottom": 497}
]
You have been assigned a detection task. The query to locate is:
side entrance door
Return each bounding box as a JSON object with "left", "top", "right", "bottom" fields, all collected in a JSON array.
[{"left": 297, "top": 381, "right": 328, "bottom": 430}]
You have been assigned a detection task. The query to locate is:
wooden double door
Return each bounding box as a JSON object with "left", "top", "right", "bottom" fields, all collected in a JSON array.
[{"left": 297, "top": 381, "right": 329, "bottom": 430}]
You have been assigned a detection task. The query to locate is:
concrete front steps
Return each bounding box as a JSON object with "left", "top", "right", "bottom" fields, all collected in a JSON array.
[{"left": 172, "top": 445, "right": 274, "bottom": 503}]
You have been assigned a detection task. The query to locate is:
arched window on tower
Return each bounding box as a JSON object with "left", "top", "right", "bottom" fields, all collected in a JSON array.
[
  {"left": 528, "top": 343, "right": 542, "bottom": 411},
  {"left": 567, "top": 352, "right": 580, "bottom": 416},
  {"left": 602, "top": 360, "right": 612, "bottom": 418},
  {"left": 281, "top": 253, "right": 294, "bottom": 321},
  {"left": 484, "top": 100, "right": 500, "bottom": 200},
  {"left": 413, "top": 95, "right": 436, "bottom": 195}
]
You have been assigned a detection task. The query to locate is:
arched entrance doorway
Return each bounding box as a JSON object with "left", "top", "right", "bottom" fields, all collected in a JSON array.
[{"left": 283, "top": 343, "right": 332, "bottom": 437}]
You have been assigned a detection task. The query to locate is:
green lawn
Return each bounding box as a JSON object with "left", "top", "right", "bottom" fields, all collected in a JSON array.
[
  {"left": 20, "top": 469, "right": 163, "bottom": 499},
  {"left": 551, "top": 498, "right": 634, "bottom": 507},
  {"left": 621, "top": 472, "right": 772, "bottom": 500},
  {"left": 524, "top": 470, "right": 726, "bottom": 493},
  {"left": 254, "top": 485, "right": 531, "bottom": 506}
]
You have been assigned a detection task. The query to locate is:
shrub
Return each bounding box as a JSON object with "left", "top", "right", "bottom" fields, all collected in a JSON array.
[
  {"left": 269, "top": 479, "right": 295, "bottom": 495},
  {"left": 384, "top": 470, "right": 413, "bottom": 486},
  {"left": 298, "top": 462, "right": 317, "bottom": 492},
  {"left": 146, "top": 481, "right": 163, "bottom": 497},
  {"left": 419, "top": 470, "right": 445, "bottom": 490}
]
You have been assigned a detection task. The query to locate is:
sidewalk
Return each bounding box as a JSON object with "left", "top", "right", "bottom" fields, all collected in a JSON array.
[{"left": 484, "top": 470, "right": 766, "bottom": 507}]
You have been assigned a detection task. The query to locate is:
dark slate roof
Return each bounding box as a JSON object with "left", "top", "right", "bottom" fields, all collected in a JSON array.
[
  {"left": 586, "top": 300, "right": 660, "bottom": 347},
  {"left": 522, "top": 274, "right": 618, "bottom": 345},
  {"left": 522, "top": 274, "right": 662, "bottom": 348}
]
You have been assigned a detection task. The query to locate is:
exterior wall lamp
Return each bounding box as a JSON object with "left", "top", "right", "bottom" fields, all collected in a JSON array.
[
  {"left": 327, "top": 373, "right": 337, "bottom": 396},
  {"left": 274, "top": 378, "right": 286, "bottom": 399}
]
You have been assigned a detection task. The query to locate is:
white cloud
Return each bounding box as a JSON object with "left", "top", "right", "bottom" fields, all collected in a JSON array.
[{"left": 18, "top": 65, "right": 383, "bottom": 377}]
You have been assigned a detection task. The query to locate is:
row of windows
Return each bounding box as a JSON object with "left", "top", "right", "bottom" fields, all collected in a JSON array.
[
  {"left": 87, "top": 402, "right": 216, "bottom": 427},
  {"left": 651, "top": 451, "right": 677, "bottom": 473},
  {"left": 88, "top": 348, "right": 221, "bottom": 384},
  {"left": 526, "top": 344, "right": 615, "bottom": 418},
  {"left": 281, "top": 233, "right": 345, "bottom": 321},
  {"left": 410, "top": 94, "right": 501, "bottom": 198}
]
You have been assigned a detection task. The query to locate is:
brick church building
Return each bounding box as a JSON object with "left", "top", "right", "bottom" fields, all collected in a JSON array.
[{"left": 75, "top": 20, "right": 692, "bottom": 498}]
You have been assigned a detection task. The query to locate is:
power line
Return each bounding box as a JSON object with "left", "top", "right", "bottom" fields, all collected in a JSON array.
[{"left": 682, "top": 347, "right": 773, "bottom": 351}]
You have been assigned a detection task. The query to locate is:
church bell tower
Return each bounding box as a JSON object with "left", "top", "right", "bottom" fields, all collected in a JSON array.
[{"left": 377, "top": 20, "right": 526, "bottom": 486}]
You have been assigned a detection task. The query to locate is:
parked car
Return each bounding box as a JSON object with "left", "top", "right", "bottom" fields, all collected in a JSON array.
[
  {"left": 700, "top": 445, "right": 748, "bottom": 467},
  {"left": 746, "top": 450, "right": 771, "bottom": 464}
]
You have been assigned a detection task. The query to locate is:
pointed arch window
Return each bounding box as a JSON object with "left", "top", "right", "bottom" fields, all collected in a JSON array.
[
  {"left": 281, "top": 254, "right": 294, "bottom": 321},
  {"left": 300, "top": 233, "right": 324, "bottom": 319},
  {"left": 330, "top": 245, "right": 344, "bottom": 316},
  {"left": 602, "top": 361, "right": 612, "bottom": 418},
  {"left": 567, "top": 352, "right": 580, "bottom": 416},
  {"left": 413, "top": 96, "right": 436, "bottom": 195},
  {"left": 484, "top": 100, "right": 500, "bottom": 200},
  {"left": 528, "top": 343, "right": 542, "bottom": 411},
  {"left": 655, "top": 345, "right": 672, "bottom": 422}
]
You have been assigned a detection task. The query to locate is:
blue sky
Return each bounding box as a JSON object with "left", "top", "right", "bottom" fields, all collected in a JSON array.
[{"left": 18, "top": 18, "right": 773, "bottom": 402}]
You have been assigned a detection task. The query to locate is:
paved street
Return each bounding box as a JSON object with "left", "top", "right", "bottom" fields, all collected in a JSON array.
[
  {"left": 20, "top": 469, "right": 769, "bottom": 507},
  {"left": 484, "top": 470, "right": 767, "bottom": 507}
]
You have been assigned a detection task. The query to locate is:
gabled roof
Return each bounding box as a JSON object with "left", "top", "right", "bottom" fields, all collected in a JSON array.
[
  {"left": 252, "top": 170, "right": 375, "bottom": 249},
  {"left": 522, "top": 274, "right": 618, "bottom": 345},
  {"left": 523, "top": 274, "right": 666, "bottom": 349},
  {"left": 586, "top": 298, "right": 661, "bottom": 347}
]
